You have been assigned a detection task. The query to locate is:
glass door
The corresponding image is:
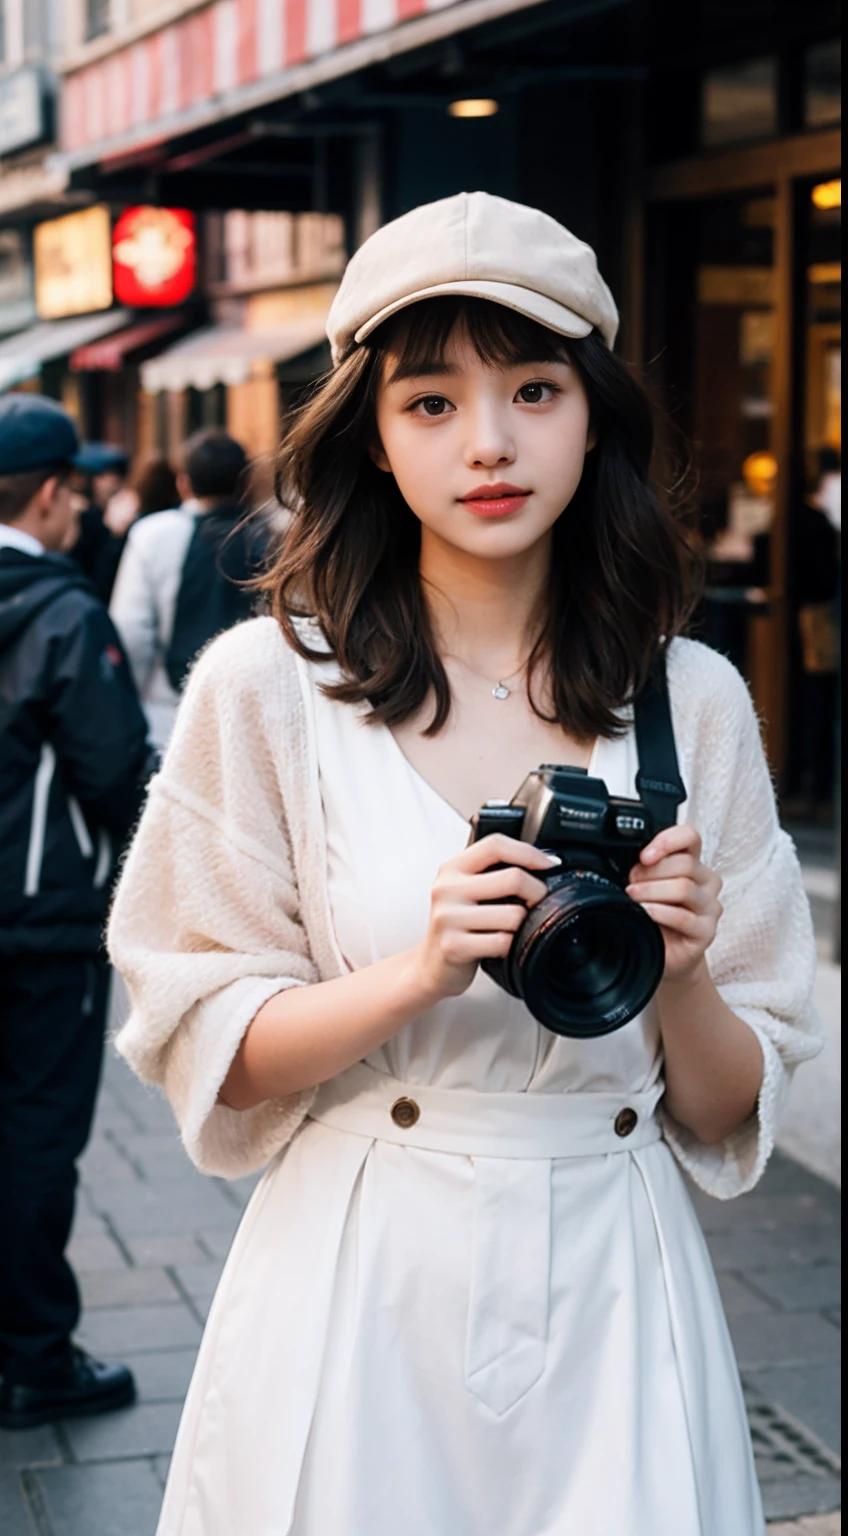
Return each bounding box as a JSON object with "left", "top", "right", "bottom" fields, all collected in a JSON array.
[
  {"left": 784, "top": 174, "right": 841, "bottom": 816},
  {"left": 647, "top": 190, "right": 779, "bottom": 705}
]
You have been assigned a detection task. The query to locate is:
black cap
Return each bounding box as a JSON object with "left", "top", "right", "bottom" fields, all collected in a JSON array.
[
  {"left": 0, "top": 394, "right": 80, "bottom": 475},
  {"left": 73, "top": 441, "right": 130, "bottom": 476}
]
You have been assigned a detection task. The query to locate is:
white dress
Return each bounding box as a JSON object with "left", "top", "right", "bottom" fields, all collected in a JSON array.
[{"left": 156, "top": 660, "right": 765, "bottom": 1536}]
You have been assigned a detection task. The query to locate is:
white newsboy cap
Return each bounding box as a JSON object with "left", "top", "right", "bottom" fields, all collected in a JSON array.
[{"left": 326, "top": 190, "right": 619, "bottom": 362}]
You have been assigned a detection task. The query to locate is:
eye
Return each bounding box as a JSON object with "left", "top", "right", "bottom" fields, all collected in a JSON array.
[
  {"left": 410, "top": 395, "right": 454, "bottom": 417},
  {"left": 516, "top": 380, "right": 557, "bottom": 404}
]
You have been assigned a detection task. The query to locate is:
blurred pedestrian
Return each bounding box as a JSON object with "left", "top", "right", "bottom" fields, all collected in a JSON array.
[
  {"left": 795, "top": 446, "right": 840, "bottom": 809},
  {"left": 0, "top": 396, "right": 153, "bottom": 1430},
  {"left": 95, "top": 452, "right": 181, "bottom": 600},
  {"left": 104, "top": 451, "right": 180, "bottom": 537},
  {"left": 110, "top": 428, "right": 269, "bottom": 750},
  {"left": 812, "top": 444, "right": 841, "bottom": 533},
  {"left": 67, "top": 442, "right": 130, "bottom": 603}
]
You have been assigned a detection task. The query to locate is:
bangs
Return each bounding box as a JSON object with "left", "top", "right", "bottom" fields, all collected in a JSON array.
[{"left": 367, "top": 295, "right": 573, "bottom": 382}]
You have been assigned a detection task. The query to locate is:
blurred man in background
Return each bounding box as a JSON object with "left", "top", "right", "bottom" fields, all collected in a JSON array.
[
  {"left": 92, "top": 451, "right": 181, "bottom": 605},
  {"left": 0, "top": 396, "right": 153, "bottom": 1430},
  {"left": 795, "top": 446, "right": 841, "bottom": 812},
  {"left": 111, "top": 427, "right": 270, "bottom": 750},
  {"left": 68, "top": 442, "right": 131, "bottom": 603}
]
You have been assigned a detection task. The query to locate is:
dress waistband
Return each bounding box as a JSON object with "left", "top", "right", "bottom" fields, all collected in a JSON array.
[{"left": 309, "top": 1062, "right": 663, "bottom": 1159}]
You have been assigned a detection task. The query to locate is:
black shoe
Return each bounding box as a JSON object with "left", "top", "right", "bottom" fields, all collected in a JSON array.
[{"left": 0, "top": 1346, "right": 136, "bottom": 1430}]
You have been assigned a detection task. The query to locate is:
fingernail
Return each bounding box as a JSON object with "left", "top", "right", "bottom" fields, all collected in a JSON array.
[{"left": 545, "top": 853, "right": 562, "bottom": 865}]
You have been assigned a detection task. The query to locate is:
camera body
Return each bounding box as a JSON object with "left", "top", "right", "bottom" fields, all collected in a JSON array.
[{"left": 471, "top": 765, "right": 666, "bottom": 1038}]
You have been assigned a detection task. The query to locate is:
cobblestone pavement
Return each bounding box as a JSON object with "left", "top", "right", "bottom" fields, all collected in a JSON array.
[{"left": 1, "top": 832, "right": 840, "bottom": 1535}]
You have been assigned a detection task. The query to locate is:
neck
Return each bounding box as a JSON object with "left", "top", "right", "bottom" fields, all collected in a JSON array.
[
  {"left": 7, "top": 512, "right": 50, "bottom": 551},
  {"left": 193, "top": 494, "right": 238, "bottom": 513},
  {"left": 419, "top": 526, "right": 552, "bottom": 675}
]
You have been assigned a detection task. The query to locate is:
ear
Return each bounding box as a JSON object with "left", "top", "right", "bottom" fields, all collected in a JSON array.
[
  {"left": 176, "top": 470, "right": 193, "bottom": 502},
  {"left": 586, "top": 423, "right": 599, "bottom": 454},
  {"left": 368, "top": 439, "right": 393, "bottom": 474},
  {"left": 35, "top": 476, "right": 61, "bottom": 517}
]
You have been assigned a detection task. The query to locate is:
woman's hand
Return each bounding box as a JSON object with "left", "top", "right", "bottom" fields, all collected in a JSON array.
[
  {"left": 626, "top": 824, "right": 723, "bottom": 984},
  {"left": 413, "top": 834, "right": 559, "bottom": 1001}
]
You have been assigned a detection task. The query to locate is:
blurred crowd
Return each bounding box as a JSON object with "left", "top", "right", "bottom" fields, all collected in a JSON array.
[
  {"left": 67, "top": 430, "right": 278, "bottom": 746},
  {"left": 0, "top": 395, "right": 276, "bottom": 1431}
]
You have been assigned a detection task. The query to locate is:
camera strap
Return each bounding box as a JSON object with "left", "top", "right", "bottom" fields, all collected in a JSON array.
[{"left": 633, "top": 650, "right": 687, "bottom": 832}]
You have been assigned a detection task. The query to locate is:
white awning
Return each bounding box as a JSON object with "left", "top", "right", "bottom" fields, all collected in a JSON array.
[
  {"left": 0, "top": 309, "right": 132, "bottom": 392},
  {"left": 140, "top": 314, "right": 330, "bottom": 393}
]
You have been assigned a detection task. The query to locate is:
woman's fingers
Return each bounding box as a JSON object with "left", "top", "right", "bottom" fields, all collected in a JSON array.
[
  {"left": 437, "top": 902, "right": 528, "bottom": 934},
  {"left": 639, "top": 902, "right": 706, "bottom": 937},
  {"left": 626, "top": 877, "right": 711, "bottom": 909},
  {"left": 639, "top": 823, "right": 702, "bottom": 866},
  {"left": 434, "top": 927, "right": 516, "bottom": 965},
  {"left": 629, "top": 851, "right": 704, "bottom": 885},
  {"left": 466, "top": 865, "right": 550, "bottom": 907},
  {"left": 461, "top": 833, "right": 560, "bottom": 876}
]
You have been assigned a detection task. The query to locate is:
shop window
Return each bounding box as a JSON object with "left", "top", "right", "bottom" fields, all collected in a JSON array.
[
  {"left": 804, "top": 178, "right": 841, "bottom": 469},
  {"left": 24, "top": 0, "right": 44, "bottom": 53},
  {"left": 701, "top": 58, "right": 778, "bottom": 149},
  {"left": 786, "top": 176, "right": 841, "bottom": 809},
  {"left": 804, "top": 40, "right": 841, "bottom": 129},
  {"left": 0, "top": 229, "right": 30, "bottom": 307},
  {"left": 186, "top": 384, "right": 226, "bottom": 435},
  {"left": 85, "top": 0, "right": 110, "bottom": 42}
]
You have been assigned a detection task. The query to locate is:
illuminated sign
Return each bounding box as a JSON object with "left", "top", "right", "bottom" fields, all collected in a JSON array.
[
  {"left": 112, "top": 207, "right": 196, "bottom": 307},
  {"left": 34, "top": 206, "right": 112, "bottom": 320}
]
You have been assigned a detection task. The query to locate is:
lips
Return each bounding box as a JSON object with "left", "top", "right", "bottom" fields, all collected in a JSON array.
[{"left": 459, "top": 483, "right": 531, "bottom": 518}]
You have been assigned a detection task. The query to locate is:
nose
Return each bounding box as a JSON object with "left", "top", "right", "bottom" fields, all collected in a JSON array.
[{"left": 463, "top": 397, "right": 516, "bottom": 471}]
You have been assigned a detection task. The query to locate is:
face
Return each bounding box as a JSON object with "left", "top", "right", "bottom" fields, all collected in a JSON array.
[
  {"left": 92, "top": 469, "right": 124, "bottom": 508},
  {"left": 372, "top": 324, "right": 594, "bottom": 562}
]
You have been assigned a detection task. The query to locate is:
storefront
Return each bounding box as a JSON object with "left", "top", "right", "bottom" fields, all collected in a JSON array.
[
  {"left": 54, "top": 0, "right": 841, "bottom": 806},
  {"left": 1, "top": 201, "right": 203, "bottom": 447},
  {"left": 136, "top": 210, "right": 345, "bottom": 460},
  {"left": 642, "top": 38, "right": 841, "bottom": 805}
]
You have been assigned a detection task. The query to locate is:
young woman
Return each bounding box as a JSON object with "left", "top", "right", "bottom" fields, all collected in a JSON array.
[{"left": 109, "top": 192, "right": 819, "bottom": 1536}]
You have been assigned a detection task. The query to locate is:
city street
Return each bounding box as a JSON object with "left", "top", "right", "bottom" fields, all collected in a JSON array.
[
  {"left": 0, "top": 1, "right": 841, "bottom": 1532},
  {"left": 0, "top": 846, "right": 841, "bottom": 1536}
]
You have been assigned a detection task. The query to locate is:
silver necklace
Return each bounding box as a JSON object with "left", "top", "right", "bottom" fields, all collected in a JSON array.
[
  {"left": 491, "top": 661, "right": 529, "bottom": 700},
  {"left": 448, "top": 652, "right": 530, "bottom": 700}
]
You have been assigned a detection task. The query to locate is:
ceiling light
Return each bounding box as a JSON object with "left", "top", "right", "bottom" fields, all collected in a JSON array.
[
  {"left": 448, "top": 99, "right": 499, "bottom": 119},
  {"left": 811, "top": 179, "right": 841, "bottom": 210}
]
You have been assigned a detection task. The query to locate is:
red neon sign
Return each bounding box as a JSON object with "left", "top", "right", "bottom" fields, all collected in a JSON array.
[{"left": 112, "top": 206, "right": 196, "bottom": 307}]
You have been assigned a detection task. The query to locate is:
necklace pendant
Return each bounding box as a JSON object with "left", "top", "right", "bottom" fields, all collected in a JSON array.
[{"left": 492, "top": 683, "right": 510, "bottom": 700}]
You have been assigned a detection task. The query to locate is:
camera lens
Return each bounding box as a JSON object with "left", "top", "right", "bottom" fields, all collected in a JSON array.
[{"left": 498, "top": 871, "right": 665, "bottom": 1038}]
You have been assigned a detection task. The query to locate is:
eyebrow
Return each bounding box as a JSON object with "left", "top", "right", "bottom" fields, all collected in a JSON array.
[
  {"left": 385, "top": 358, "right": 460, "bottom": 386},
  {"left": 385, "top": 355, "right": 570, "bottom": 387}
]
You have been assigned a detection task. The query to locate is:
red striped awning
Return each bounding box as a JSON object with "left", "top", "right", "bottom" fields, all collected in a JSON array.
[
  {"left": 70, "top": 314, "right": 186, "bottom": 372},
  {"left": 59, "top": 0, "right": 539, "bottom": 166}
]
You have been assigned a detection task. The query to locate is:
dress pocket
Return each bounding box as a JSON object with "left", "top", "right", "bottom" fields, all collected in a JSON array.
[{"left": 464, "top": 1157, "right": 551, "bottom": 1415}]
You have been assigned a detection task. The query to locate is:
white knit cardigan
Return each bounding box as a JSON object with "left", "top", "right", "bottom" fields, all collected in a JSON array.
[{"left": 109, "top": 618, "right": 821, "bottom": 1200}]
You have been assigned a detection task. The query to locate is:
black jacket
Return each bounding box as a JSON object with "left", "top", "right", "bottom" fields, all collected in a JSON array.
[{"left": 0, "top": 547, "right": 153, "bottom": 957}]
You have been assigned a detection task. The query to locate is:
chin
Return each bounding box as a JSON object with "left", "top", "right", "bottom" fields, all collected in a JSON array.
[{"left": 463, "top": 523, "right": 553, "bottom": 558}]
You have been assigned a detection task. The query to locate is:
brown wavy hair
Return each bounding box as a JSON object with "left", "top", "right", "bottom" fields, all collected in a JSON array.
[{"left": 266, "top": 296, "right": 696, "bottom": 739}]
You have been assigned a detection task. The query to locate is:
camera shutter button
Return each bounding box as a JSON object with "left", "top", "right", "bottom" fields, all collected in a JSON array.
[
  {"left": 614, "top": 1107, "right": 639, "bottom": 1138},
  {"left": 391, "top": 1097, "right": 421, "bottom": 1130}
]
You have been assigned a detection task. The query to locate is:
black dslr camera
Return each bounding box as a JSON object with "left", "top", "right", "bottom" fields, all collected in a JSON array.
[{"left": 471, "top": 766, "right": 667, "bottom": 1038}]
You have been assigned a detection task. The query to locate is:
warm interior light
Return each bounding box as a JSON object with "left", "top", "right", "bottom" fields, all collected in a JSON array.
[
  {"left": 811, "top": 179, "right": 842, "bottom": 210},
  {"left": 448, "top": 99, "right": 499, "bottom": 119},
  {"left": 742, "top": 451, "right": 778, "bottom": 498}
]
